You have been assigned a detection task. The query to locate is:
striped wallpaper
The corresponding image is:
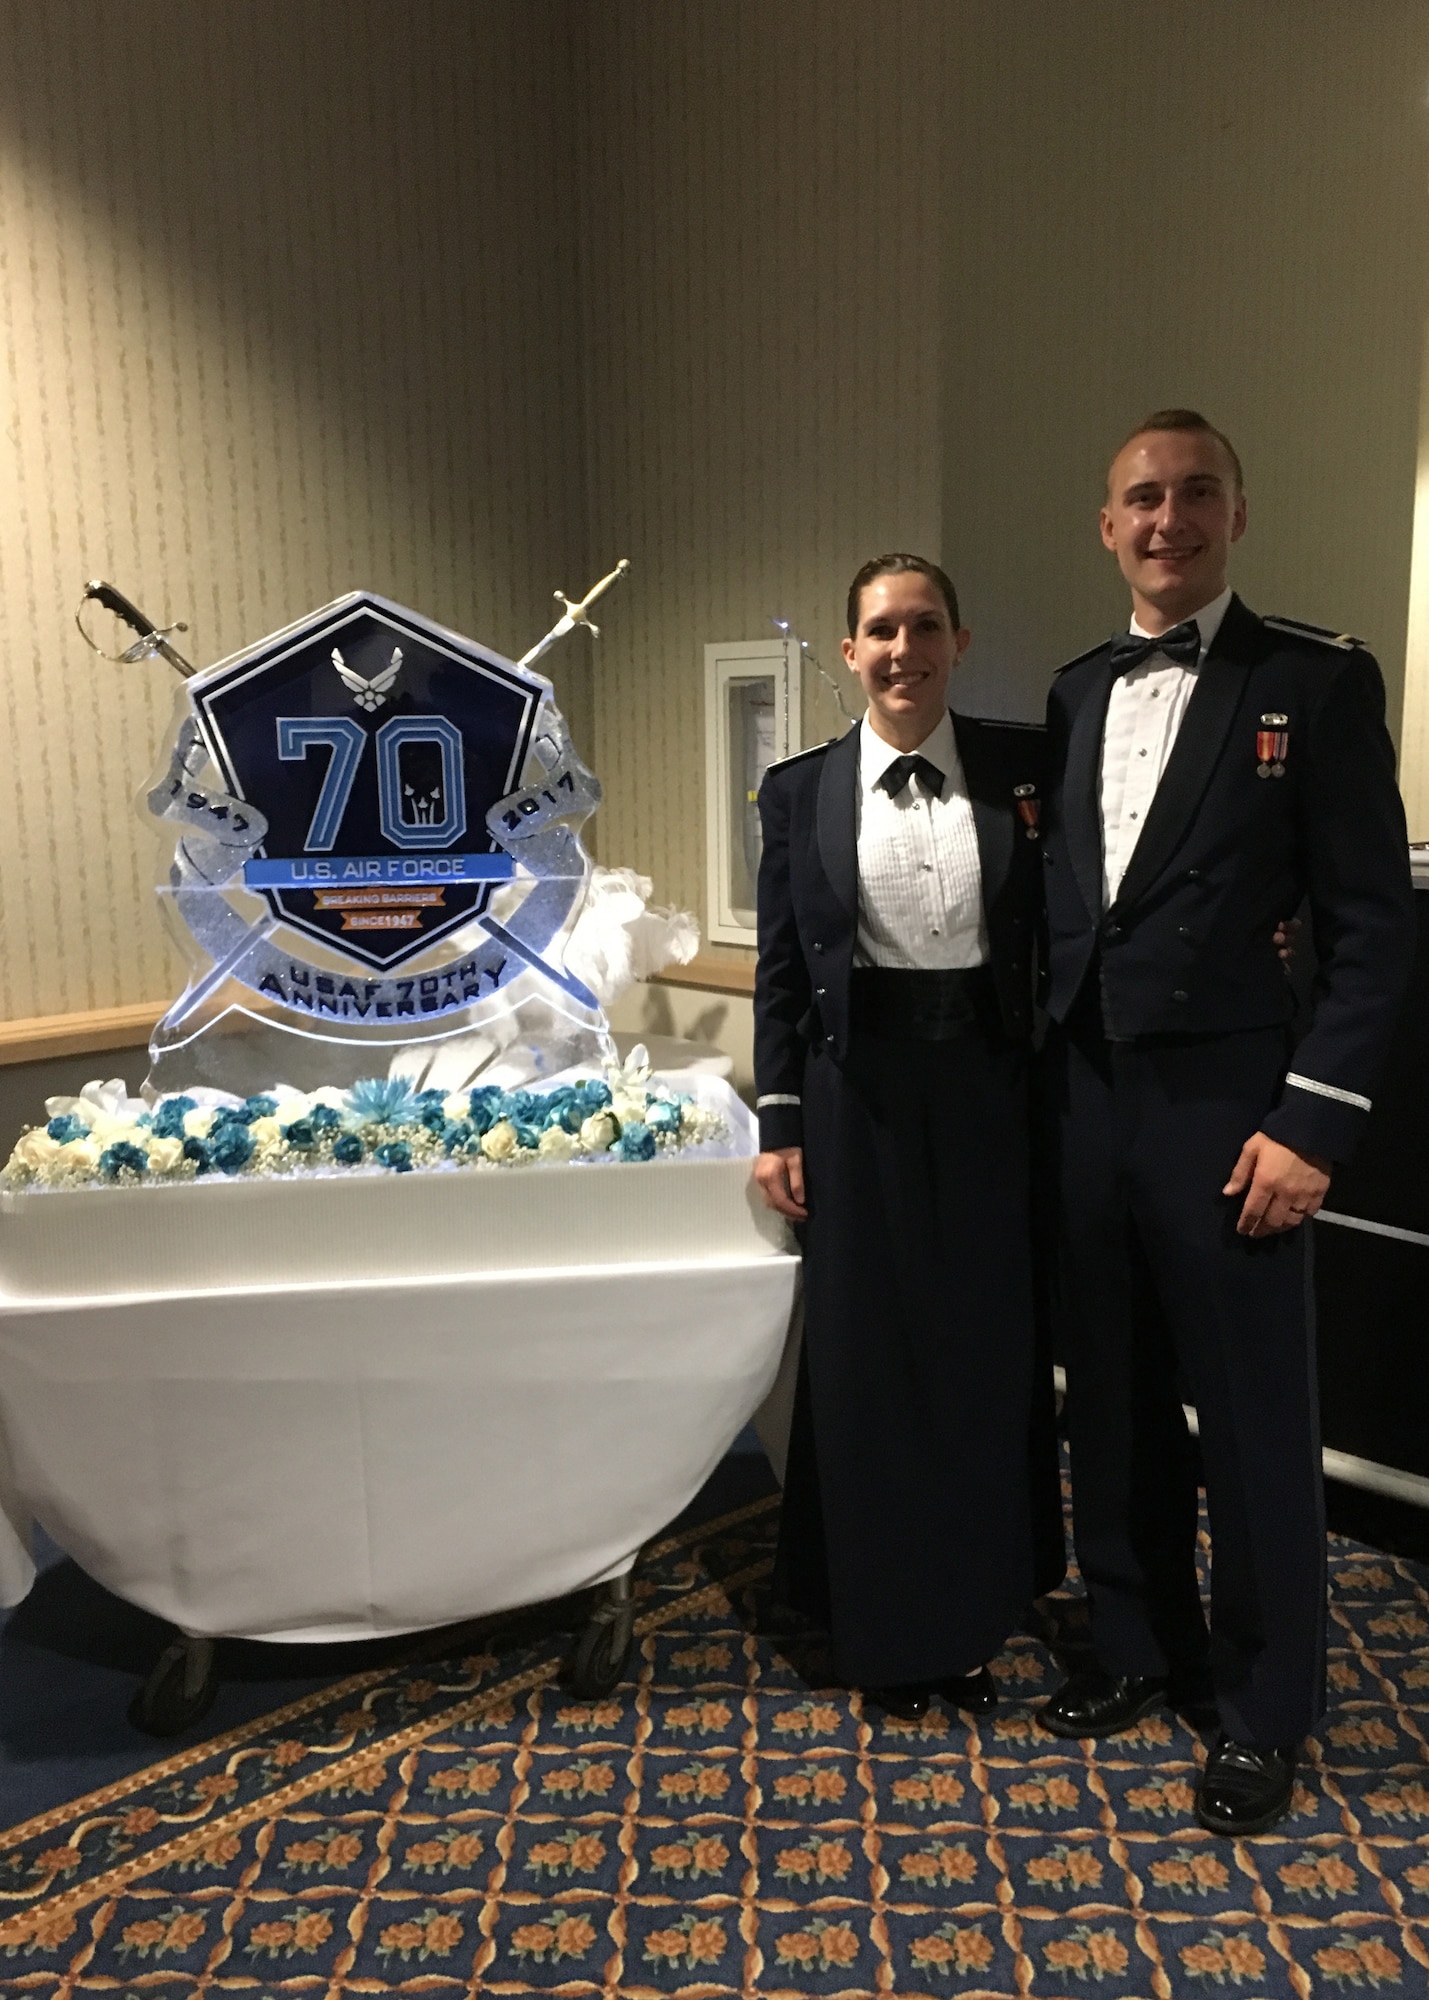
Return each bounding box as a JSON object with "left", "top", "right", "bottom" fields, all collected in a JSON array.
[{"left": 0, "top": 0, "right": 590, "bottom": 1021}]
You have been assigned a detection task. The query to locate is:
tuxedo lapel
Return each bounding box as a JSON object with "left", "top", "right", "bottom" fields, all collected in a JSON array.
[
  {"left": 815, "top": 723, "right": 860, "bottom": 917},
  {"left": 1112, "top": 595, "right": 1260, "bottom": 913},
  {"left": 1062, "top": 654, "right": 1116, "bottom": 925},
  {"left": 953, "top": 713, "right": 1014, "bottom": 915}
]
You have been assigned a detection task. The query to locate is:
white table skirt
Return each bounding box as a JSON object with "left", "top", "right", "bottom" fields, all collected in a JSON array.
[{"left": 0, "top": 1253, "right": 798, "bottom": 1642}]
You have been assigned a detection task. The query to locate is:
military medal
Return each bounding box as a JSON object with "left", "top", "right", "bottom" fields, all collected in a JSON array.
[
  {"left": 1257, "top": 713, "right": 1288, "bottom": 778},
  {"left": 1013, "top": 780, "right": 1040, "bottom": 838}
]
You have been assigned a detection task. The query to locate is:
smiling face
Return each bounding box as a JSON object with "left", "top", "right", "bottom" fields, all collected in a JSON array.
[
  {"left": 841, "top": 570, "right": 969, "bottom": 750},
  {"left": 1100, "top": 427, "right": 1247, "bottom": 633}
]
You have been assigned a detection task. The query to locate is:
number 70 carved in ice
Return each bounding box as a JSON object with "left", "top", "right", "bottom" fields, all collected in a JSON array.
[{"left": 276, "top": 715, "right": 467, "bottom": 852}]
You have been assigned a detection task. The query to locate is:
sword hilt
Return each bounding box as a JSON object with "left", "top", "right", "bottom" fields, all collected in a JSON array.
[
  {"left": 554, "top": 557, "right": 631, "bottom": 635},
  {"left": 76, "top": 578, "right": 195, "bottom": 677}
]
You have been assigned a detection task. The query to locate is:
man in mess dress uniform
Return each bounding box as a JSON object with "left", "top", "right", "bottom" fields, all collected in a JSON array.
[
  {"left": 1038, "top": 409, "right": 1415, "bottom": 1834},
  {"left": 753, "top": 555, "right": 1064, "bottom": 1721}
]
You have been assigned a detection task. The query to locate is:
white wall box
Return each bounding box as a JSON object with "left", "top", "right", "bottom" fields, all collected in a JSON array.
[{"left": 704, "top": 638, "right": 801, "bottom": 946}]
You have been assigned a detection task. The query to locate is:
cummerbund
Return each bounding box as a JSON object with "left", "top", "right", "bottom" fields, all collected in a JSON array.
[{"left": 848, "top": 964, "right": 999, "bottom": 1042}]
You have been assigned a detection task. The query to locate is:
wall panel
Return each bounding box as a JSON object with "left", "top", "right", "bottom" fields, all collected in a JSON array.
[
  {"left": 939, "top": 0, "right": 1429, "bottom": 724},
  {"left": 572, "top": 0, "right": 946, "bottom": 922},
  {"left": 0, "top": 0, "right": 590, "bottom": 1020}
]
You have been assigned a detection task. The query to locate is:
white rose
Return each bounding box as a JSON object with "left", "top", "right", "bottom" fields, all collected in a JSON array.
[
  {"left": 145, "top": 1136, "right": 185, "bottom": 1174},
  {"left": 183, "top": 1108, "right": 216, "bottom": 1140},
  {"left": 612, "top": 1092, "right": 647, "bottom": 1126},
  {"left": 88, "top": 1114, "right": 137, "bottom": 1145},
  {"left": 249, "top": 1116, "right": 283, "bottom": 1148},
  {"left": 538, "top": 1125, "right": 579, "bottom": 1161},
  {"left": 14, "top": 1129, "right": 62, "bottom": 1171},
  {"left": 58, "top": 1136, "right": 101, "bottom": 1174},
  {"left": 579, "top": 1111, "right": 618, "bottom": 1153},
  {"left": 442, "top": 1091, "right": 473, "bottom": 1123},
  {"left": 480, "top": 1119, "right": 518, "bottom": 1161}
]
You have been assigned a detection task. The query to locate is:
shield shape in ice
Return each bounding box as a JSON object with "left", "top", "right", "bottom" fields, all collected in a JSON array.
[{"left": 192, "top": 595, "right": 543, "bottom": 972}]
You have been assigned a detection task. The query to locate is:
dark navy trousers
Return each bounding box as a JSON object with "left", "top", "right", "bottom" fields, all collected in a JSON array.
[
  {"left": 774, "top": 1028, "right": 1052, "bottom": 1688},
  {"left": 1049, "top": 1017, "right": 1326, "bottom": 1748}
]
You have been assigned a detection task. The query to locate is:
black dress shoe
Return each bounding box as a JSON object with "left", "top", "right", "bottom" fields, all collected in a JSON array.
[
  {"left": 862, "top": 1682, "right": 932, "bottom": 1722},
  {"left": 939, "top": 1667, "right": 997, "bottom": 1716},
  {"left": 1039, "top": 1667, "right": 1169, "bottom": 1738},
  {"left": 1196, "top": 1736, "right": 1298, "bottom": 1836}
]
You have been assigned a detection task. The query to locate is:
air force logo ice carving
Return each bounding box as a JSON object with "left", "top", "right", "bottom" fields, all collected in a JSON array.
[{"left": 132, "top": 587, "right": 613, "bottom": 1051}]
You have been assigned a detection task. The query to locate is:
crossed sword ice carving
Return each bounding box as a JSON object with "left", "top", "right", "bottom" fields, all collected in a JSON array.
[{"left": 77, "top": 565, "right": 629, "bottom": 1046}]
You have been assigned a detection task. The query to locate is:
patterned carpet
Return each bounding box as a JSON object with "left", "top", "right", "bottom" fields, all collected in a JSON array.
[{"left": 0, "top": 1483, "right": 1426, "bottom": 1997}]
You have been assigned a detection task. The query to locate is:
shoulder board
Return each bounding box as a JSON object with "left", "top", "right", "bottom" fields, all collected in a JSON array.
[
  {"left": 764, "top": 738, "right": 835, "bottom": 774},
  {"left": 1054, "top": 639, "right": 1111, "bottom": 675},
  {"left": 1262, "top": 615, "right": 1363, "bottom": 651},
  {"left": 961, "top": 713, "right": 1045, "bottom": 733}
]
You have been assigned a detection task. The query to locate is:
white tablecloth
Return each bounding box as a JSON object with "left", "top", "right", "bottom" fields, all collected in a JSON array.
[{"left": 0, "top": 1253, "right": 798, "bottom": 1641}]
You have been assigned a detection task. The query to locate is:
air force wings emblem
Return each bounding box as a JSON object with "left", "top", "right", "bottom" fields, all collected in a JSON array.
[{"left": 333, "top": 644, "right": 401, "bottom": 712}]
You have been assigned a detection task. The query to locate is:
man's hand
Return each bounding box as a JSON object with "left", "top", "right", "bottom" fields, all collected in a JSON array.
[
  {"left": 753, "top": 1146, "right": 807, "bottom": 1221},
  {"left": 1223, "top": 1132, "right": 1330, "bottom": 1238},
  {"left": 1274, "top": 915, "right": 1302, "bottom": 962}
]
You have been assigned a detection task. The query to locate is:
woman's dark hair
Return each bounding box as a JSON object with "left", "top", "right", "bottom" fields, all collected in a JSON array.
[{"left": 846, "top": 553, "right": 960, "bottom": 636}]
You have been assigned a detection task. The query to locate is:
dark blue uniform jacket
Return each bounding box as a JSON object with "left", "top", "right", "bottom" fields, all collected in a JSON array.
[
  {"left": 754, "top": 712, "right": 1047, "bottom": 1153},
  {"left": 1042, "top": 594, "right": 1415, "bottom": 1161}
]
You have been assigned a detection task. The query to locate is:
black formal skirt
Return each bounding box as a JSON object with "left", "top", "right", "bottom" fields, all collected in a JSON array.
[{"left": 774, "top": 1004, "right": 1051, "bottom": 1686}]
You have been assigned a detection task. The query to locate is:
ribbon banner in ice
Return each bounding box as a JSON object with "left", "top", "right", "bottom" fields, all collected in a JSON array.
[{"left": 145, "top": 591, "right": 607, "bottom": 1055}]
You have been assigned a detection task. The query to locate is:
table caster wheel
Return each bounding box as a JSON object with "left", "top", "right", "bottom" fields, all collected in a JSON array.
[
  {"left": 128, "top": 1637, "right": 218, "bottom": 1737},
  {"left": 568, "top": 1577, "right": 635, "bottom": 1698}
]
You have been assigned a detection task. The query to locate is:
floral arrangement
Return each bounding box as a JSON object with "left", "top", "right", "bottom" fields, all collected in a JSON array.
[{"left": 1, "top": 1055, "right": 725, "bottom": 1193}]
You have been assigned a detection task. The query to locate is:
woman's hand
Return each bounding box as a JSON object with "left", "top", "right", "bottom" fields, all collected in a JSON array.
[{"left": 754, "top": 1147, "right": 807, "bottom": 1221}]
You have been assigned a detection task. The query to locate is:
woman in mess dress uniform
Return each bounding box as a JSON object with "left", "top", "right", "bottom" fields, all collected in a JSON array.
[{"left": 752, "top": 553, "right": 1063, "bottom": 1720}]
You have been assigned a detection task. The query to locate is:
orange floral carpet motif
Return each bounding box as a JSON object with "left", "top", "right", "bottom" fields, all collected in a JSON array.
[{"left": 0, "top": 1478, "right": 1424, "bottom": 1996}]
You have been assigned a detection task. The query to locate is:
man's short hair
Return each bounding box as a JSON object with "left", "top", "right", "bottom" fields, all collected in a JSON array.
[
  {"left": 846, "top": 553, "right": 960, "bottom": 636},
  {"left": 1112, "top": 408, "right": 1244, "bottom": 493}
]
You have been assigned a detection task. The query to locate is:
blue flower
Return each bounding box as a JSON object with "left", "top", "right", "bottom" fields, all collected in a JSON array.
[
  {"left": 332, "top": 1133, "right": 365, "bottom": 1165},
  {"left": 283, "top": 1119, "right": 316, "bottom": 1150},
  {"left": 374, "top": 1140, "right": 414, "bottom": 1172},
  {"left": 209, "top": 1124, "right": 255, "bottom": 1173},
  {"left": 344, "top": 1077, "right": 421, "bottom": 1127},
  {"left": 443, "top": 1120, "right": 477, "bottom": 1155},
  {"left": 211, "top": 1103, "right": 255, "bottom": 1128},
  {"left": 99, "top": 1140, "right": 149, "bottom": 1178},
  {"left": 46, "top": 1113, "right": 89, "bottom": 1144},
  {"left": 309, "top": 1104, "right": 341, "bottom": 1132},
  {"left": 511, "top": 1121, "right": 543, "bottom": 1151},
  {"left": 496, "top": 1090, "right": 540, "bottom": 1125},
  {"left": 418, "top": 1103, "right": 448, "bottom": 1133},
  {"left": 579, "top": 1079, "right": 613, "bottom": 1112},
  {"left": 415, "top": 1089, "right": 446, "bottom": 1110},
  {"left": 461, "top": 1086, "right": 501, "bottom": 1133},
  {"left": 148, "top": 1096, "right": 196, "bottom": 1140},
  {"left": 537, "top": 1087, "right": 582, "bottom": 1133},
  {"left": 615, "top": 1123, "right": 656, "bottom": 1163},
  {"left": 644, "top": 1099, "right": 681, "bottom": 1136},
  {"left": 243, "top": 1095, "right": 279, "bottom": 1120},
  {"left": 182, "top": 1135, "right": 212, "bottom": 1173}
]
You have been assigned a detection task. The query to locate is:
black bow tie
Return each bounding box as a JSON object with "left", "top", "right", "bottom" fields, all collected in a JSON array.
[
  {"left": 879, "top": 753, "right": 944, "bottom": 800},
  {"left": 1108, "top": 619, "right": 1202, "bottom": 674}
]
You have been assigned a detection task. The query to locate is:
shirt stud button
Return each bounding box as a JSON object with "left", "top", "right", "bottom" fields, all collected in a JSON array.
[{"left": 1172, "top": 989, "right": 1188, "bottom": 1002}]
